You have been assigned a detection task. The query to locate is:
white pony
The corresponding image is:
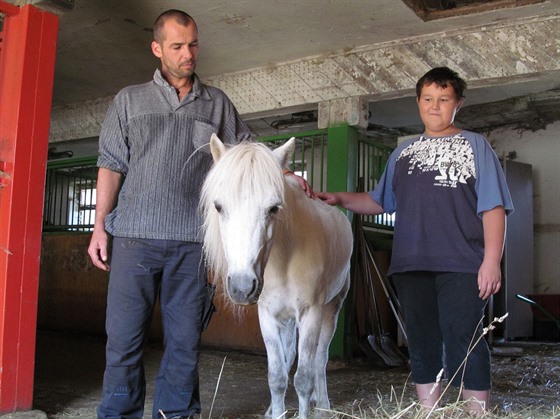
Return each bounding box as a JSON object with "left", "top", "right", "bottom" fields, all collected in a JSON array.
[{"left": 200, "top": 134, "right": 353, "bottom": 418}]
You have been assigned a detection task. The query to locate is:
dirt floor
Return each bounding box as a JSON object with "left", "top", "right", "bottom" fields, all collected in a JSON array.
[{"left": 11, "top": 330, "right": 560, "bottom": 418}]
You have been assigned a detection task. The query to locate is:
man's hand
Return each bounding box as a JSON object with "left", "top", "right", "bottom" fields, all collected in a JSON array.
[
  {"left": 87, "top": 167, "right": 123, "bottom": 271},
  {"left": 284, "top": 171, "right": 315, "bottom": 198},
  {"left": 88, "top": 228, "right": 111, "bottom": 271}
]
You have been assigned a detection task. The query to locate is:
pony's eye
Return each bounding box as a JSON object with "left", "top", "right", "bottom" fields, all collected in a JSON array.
[
  {"left": 214, "top": 203, "right": 223, "bottom": 214},
  {"left": 268, "top": 205, "right": 279, "bottom": 216}
]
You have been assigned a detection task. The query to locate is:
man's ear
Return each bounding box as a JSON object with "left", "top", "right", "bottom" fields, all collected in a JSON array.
[{"left": 151, "top": 41, "right": 162, "bottom": 59}]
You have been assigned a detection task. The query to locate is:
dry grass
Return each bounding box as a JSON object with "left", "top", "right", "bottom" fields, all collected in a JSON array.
[
  {"left": 322, "top": 402, "right": 560, "bottom": 418},
  {"left": 199, "top": 316, "right": 560, "bottom": 419},
  {"left": 321, "top": 313, "right": 558, "bottom": 418}
]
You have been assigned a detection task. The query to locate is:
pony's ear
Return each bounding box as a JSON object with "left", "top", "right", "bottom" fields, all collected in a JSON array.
[
  {"left": 210, "top": 133, "right": 227, "bottom": 162},
  {"left": 273, "top": 137, "right": 295, "bottom": 168}
]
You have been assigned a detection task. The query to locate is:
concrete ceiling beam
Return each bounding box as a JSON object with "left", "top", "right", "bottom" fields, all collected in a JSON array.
[{"left": 49, "top": 14, "right": 560, "bottom": 143}]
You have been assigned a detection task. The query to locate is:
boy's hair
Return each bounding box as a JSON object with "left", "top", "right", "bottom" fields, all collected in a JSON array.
[
  {"left": 416, "top": 67, "right": 467, "bottom": 100},
  {"left": 153, "top": 9, "right": 196, "bottom": 44}
]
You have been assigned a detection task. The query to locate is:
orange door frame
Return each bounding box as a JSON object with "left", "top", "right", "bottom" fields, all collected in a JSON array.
[{"left": 0, "top": 2, "right": 58, "bottom": 412}]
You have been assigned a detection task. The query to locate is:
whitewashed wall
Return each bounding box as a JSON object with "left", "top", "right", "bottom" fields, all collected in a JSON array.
[{"left": 488, "top": 121, "right": 560, "bottom": 294}]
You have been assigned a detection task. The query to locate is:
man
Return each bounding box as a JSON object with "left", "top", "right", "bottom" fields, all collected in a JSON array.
[{"left": 87, "top": 9, "right": 251, "bottom": 419}]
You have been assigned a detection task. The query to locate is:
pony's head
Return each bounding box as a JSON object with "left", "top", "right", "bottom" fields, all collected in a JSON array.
[{"left": 200, "top": 134, "right": 295, "bottom": 305}]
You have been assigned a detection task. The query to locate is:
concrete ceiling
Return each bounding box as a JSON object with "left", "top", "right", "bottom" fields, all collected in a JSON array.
[{"left": 5, "top": 0, "right": 560, "bottom": 145}]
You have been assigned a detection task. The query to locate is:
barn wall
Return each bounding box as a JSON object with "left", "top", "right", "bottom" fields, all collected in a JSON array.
[
  {"left": 37, "top": 234, "right": 395, "bottom": 354},
  {"left": 38, "top": 122, "right": 558, "bottom": 345},
  {"left": 38, "top": 234, "right": 266, "bottom": 353},
  {"left": 488, "top": 121, "right": 560, "bottom": 294},
  {"left": 38, "top": 234, "right": 107, "bottom": 335}
]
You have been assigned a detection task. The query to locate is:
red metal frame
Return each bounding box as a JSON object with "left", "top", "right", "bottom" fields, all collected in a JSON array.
[{"left": 0, "top": 2, "right": 58, "bottom": 412}]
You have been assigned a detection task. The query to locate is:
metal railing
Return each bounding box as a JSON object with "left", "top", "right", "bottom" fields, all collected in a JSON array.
[
  {"left": 356, "top": 136, "right": 395, "bottom": 229},
  {"left": 43, "top": 131, "right": 394, "bottom": 233},
  {"left": 258, "top": 130, "right": 329, "bottom": 193}
]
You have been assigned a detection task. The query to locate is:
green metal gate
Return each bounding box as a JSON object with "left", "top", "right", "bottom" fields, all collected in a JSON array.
[{"left": 43, "top": 131, "right": 394, "bottom": 233}]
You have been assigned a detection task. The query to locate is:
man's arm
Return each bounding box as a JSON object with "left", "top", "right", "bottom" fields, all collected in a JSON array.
[
  {"left": 283, "top": 170, "right": 315, "bottom": 198},
  {"left": 87, "top": 168, "right": 123, "bottom": 271}
]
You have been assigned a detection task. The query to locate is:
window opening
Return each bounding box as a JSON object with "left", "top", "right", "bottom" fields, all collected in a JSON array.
[
  {"left": 402, "top": 0, "right": 544, "bottom": 21},
  {"left": 44, "top": 157, "right": 97, "bottom": 232}
]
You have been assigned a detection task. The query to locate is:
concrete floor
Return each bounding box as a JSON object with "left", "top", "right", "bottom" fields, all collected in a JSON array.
[
  {"left": 31, "top": 331, "right": 274, "bottom": 418},
  {"left": 1, "top": 330, "right": 558, "bottom": 418},
  {"left": 7, "top": 330, "right": 414, "bottom": 418}
]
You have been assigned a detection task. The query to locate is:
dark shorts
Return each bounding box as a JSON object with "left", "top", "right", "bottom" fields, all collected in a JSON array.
[{"left": 392, "top": 271, "right": 491, "bottom": 391}]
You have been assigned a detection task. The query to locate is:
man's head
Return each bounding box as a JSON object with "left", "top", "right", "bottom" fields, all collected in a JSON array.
[
  {"left": 151, "top": 10, "right": 199, "bottom": 82},
  {"left": 415, "top": 66, "right": 467, "bottom": 101}
]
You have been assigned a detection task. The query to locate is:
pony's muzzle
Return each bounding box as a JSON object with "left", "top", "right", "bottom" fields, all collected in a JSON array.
[{"left": 226, "top": 273, "right": 263, "bottom": 305}]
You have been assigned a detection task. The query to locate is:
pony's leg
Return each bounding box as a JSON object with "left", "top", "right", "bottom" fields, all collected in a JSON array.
[
  {"left": 312, "top": 279, "right": 350, "bottom": 417},
  {"left": 312, "top": 302, "right": 344, "bottom": 413},
  {"left": 282, "top": 318, "right": 297, "bottom": 372},
  {"left": 259, "top": 305, "right": 295, "bottom": 419},
  {"left": 294, "top": 306, "right": 324, "bottom": 419}
]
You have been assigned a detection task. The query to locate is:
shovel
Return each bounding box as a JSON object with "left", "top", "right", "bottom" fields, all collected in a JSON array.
[
  {"left": 356, "top": 215, "right": 405, "bottom": 367},
  {"left": 364, "top": 251, "right": 406, "bottom": 366},
  {"left": 363, "top": 235, "right": 408, "bottom": 344},
  {"left": 350, "top": 223, "right": 387, "bottom": 366}
]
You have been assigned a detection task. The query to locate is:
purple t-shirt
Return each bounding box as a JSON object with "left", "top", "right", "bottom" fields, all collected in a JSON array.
[{"left": 370, "top": 131, "right": 514, "bottom": 276}]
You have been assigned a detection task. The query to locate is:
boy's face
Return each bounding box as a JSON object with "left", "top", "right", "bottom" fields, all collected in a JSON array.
[{"left": 417, "top": 82, "right": 463, "bottom": 137}]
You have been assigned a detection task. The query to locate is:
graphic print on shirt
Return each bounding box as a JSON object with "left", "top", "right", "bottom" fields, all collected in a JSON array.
[{"left": 398, "top": 134, "right": 476, "bottom": 188}]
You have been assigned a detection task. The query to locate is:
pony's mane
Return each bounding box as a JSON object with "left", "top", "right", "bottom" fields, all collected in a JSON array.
[{"left": 200, "top": 141, "right": 286, "bottom": 283}]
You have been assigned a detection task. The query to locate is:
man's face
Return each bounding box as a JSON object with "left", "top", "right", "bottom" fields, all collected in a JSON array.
[{"left": 151, "top": 19, "right": 199, "bottom": 80}]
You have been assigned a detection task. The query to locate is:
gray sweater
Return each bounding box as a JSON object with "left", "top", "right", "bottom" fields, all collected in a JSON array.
[{"left": 97, "top": 69, "right": 251, "bottom": 242}]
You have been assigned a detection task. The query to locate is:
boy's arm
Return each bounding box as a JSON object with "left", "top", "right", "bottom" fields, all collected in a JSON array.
[
  {"left": 317, "top": 191, "right": 384, "bottom": 215},
  {"left": 478, "top": 206, "right": 506, "bottom": 300}
]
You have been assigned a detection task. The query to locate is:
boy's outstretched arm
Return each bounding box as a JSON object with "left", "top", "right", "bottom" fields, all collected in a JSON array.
[{"left": 316, "top": 191, "right": 384, "bottom": 215}]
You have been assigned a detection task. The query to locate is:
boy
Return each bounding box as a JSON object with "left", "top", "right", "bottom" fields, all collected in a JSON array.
[{"left": 318, "top": 67, "right": 513, "bottom": 413}]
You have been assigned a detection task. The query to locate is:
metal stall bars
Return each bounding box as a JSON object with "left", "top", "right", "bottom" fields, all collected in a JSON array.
[
  {"left": 43, "top": 157, "right": 98, "bottom": 232},
  {"left": 258, "top": 130, "right": 329, "bottom": 193}
]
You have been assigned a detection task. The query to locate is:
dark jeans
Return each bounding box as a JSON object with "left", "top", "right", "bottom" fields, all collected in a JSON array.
[
  {"left": 392, "top": 271, "right": 491, "bottom": 391},
  {"left": 97, "top": 238, "right": 207, "bottom": 419}
]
